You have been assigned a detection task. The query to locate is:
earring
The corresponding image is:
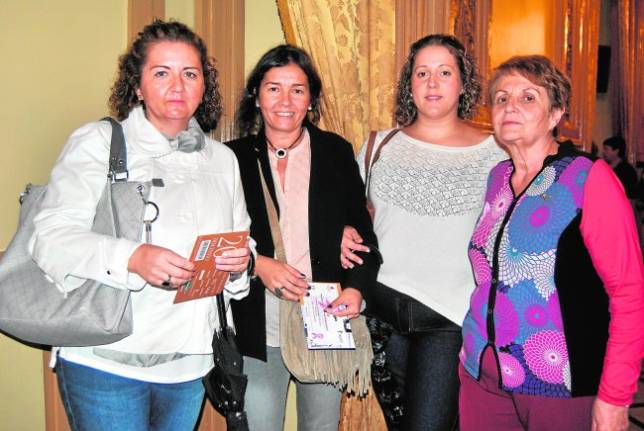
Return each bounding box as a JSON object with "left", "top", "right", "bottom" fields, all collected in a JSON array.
[
  {"left": 255, "top": 99, "right": 260, "bottom": 108},
  {"left": 307, "top": 105, "right": 312, "bottom": 111},
  {"left": 137, "top": 93, "right": 144, "bottom": 102}
]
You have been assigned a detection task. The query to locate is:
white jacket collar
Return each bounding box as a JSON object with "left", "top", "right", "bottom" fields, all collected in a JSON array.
[{"left": 121, "top": 106, "right": 205, "bottom": 158}]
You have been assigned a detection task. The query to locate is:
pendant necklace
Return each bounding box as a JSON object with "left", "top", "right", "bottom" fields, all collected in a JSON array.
[{"left": 267, "top": 128, "right": 306, "bottom": 159}]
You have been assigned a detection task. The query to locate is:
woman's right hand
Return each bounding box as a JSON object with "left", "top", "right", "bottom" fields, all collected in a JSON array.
[
  {"left": 255, "top": 255, "right": 308, "bottom": 301},
  {"left": 340, "top": 225, "right": 370, "bottom": 269},
  {"left": 127, "top": 244, "right": 195, "bottom": 289},
  {"left": 591, "top": 398, "right": 629, "bottom": 431}
]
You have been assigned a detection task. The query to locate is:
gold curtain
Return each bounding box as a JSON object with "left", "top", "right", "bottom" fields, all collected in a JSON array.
[
  {"left": 276, "top": 0, "right": 396, "bottom": 151},
  {"left": 610, "top": 0, "right": 643, "bottom": 161},
  {"left": 276, "top": 3, "right": 393, "bottom": 429}
]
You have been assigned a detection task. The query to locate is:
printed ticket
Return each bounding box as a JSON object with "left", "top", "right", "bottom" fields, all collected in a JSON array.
[
  {"left": 300, "top": 282, "right": 356, "bottom": 350},
  {"left": 173, "top": 231, "right": 249, "bottom": 303}
]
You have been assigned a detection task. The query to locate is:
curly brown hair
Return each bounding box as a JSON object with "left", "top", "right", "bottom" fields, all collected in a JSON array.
[
  {"left": 395, "top": 34, "right": 481, "bottom": 125},
  {"left": 108, "top": 19, "right": 222, "bottom": 132},
  {"left": 488, "top": 55, "right": 571, "bottom": 113}
]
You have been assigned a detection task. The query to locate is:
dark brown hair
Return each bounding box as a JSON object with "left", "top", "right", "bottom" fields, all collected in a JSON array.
[
  {"left": 602, "top": 136, "right": 626, "bottom": 159},
  {"left": 236, "top": 44, "right": 322, "bottom": 137},
  {"left": 395, "top": 34, "right": 481, "bottom": 125},
  {"left": 108, "top": 19, "right": 222, "bottom": 132}
]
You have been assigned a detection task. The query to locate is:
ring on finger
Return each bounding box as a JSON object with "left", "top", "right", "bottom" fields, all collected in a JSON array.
[
  {"left": 162, "top": 274, "right": 171, "bottom": 287},
  {"left": 274, "top": 287, "right": 284, "bottom": 299}
]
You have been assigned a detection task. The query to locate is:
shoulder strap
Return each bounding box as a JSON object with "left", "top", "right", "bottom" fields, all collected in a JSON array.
[
  {"left": 257, "top": 160, "right": 287, "bottom": 263},
  {"left": 101, "top": 117, "right": 128, "bottom": 183},
  {"left": 364, "top": 129, "right": 400, "bottom": 196},
  {"left": 363, "top": 131, "right": 379, "bottom": 181},
  {"left": 216, "top": 293, "right": 228, "bottom": 334},
  {"left": 372, "top": 129, "right": 400, "bottom": 167}
]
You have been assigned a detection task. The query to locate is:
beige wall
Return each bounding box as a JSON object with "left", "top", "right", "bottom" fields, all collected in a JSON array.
[
  {"left": 0, "top": 0, "right": 127, "bottom": 248},
  {"left": 245, "top": 0, "right": 286, "bottom": 77},
  {"left": 165, "top": 0, "right": 194, "bottom": 27},
  {"left": 0, "top": 2, "right": 127, "bottom": 429},
  {"left": 0, "top": 1, "right": 293, "bottom": 429}
]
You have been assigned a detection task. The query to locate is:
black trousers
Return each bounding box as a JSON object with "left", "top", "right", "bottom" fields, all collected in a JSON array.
[{"left": 367, "top": 281, "right": 461, "bottom": 431}]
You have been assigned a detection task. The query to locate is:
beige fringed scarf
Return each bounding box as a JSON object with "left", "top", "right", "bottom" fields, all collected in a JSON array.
[{"left": 258, "top": 159, "right": 373, "bottom": 396}]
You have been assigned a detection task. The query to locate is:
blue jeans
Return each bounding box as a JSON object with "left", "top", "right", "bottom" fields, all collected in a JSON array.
[
  {"left": 56, "top": 358, "right": 205, "bottom": 431},
  {"left": 243, "top": 346, "right": 341, "bottom": 431},
  {"left": 368, "top": 281, "right": 462, "bottom": 431}
]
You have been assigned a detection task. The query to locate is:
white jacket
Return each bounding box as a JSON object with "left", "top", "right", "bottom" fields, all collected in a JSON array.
[{"left": 30, "top": 107, "right": 251, "bottom": 382}]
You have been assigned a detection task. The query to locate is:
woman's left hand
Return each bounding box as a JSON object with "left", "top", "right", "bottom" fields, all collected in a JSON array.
[
  {"left": 215, "top": 246, "right": 251, "bottom": 273},
  {"left": 591, "top": 398, "right": 629, "bottom": 431},
  {"left": 325, "top": 287, "right": 362, "bottom": 319},
  {"left": 341, "top": 225, "right": 370, "bottom": 269}
]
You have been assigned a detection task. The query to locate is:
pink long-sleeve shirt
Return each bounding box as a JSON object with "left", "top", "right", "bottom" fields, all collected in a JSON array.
[{"left": 581, "top": 159, "right": 644, "bottom": 406}]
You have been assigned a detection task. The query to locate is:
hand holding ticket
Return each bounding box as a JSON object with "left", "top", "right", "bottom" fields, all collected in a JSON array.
[
  {"left": 174, "top": 231, "right": 249, "bottom": 303},
  {"left": 300, "top": 282, "right": 356, "bottom": 350}
]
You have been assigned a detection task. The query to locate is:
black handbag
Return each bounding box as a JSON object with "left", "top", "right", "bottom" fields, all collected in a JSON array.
[{"left": 203, "top": 293, "right": 249, "bottom": 431}]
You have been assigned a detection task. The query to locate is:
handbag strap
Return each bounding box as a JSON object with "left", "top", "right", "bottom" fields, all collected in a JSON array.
[
  {"left": 363, "top": 131, "right": 378, "bottom": 184},
  {"left": 101, "top": 117, "right": 129, "bottom": 183},
  {"left": 364, "top": 129, "right": 400, "bottom": 197},
  {"left": 257, "top": 160, "right": 287, "bottom": 263},
  {"left": 216, "top": 293, "right": 228, "bottom": 335}
]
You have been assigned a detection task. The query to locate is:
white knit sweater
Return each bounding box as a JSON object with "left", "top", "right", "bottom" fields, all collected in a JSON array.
[{"left": 358, "top": 130, "right": 506, "bottom": 324}]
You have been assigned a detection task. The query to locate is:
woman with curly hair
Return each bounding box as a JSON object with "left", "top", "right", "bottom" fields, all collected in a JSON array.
[
  {"left": 342, "top": 34, "right": 506, "bottom": 430},
  {"left": 29, "top": 20, "right": 251, "bottom": 430}
]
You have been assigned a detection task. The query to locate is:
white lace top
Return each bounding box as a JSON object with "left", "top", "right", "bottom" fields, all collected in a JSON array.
[{"left": 357, "top": 129, "right": 506, "bottom": 324}]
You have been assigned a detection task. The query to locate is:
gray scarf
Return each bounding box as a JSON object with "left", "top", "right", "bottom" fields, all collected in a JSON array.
[{"left": 164, "top": 118, "right": 206, "bottom": 153}]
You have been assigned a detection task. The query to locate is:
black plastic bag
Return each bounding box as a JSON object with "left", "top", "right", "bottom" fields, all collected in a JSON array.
[{"left": 203, "top": 294, "right": 249, "bottom": 431}]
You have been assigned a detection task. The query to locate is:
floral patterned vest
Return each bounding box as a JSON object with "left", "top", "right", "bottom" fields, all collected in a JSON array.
[{"left": 460, "top": 150, "right": 608, "bottom": 398}]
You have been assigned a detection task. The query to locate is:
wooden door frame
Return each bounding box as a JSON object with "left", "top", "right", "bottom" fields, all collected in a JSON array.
[{"left": 195, "top": 0, "right": 245, "bottom": 143}]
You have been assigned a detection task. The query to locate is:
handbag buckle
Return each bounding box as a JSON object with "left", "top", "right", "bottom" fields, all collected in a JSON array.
[{"left": 109, "top": 170, "right": 129, "bottom": 183}]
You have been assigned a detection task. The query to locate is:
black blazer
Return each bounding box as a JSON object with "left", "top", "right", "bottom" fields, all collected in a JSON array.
[{"left": 226, "top": 124, "right": 380, "bottom": 361}]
